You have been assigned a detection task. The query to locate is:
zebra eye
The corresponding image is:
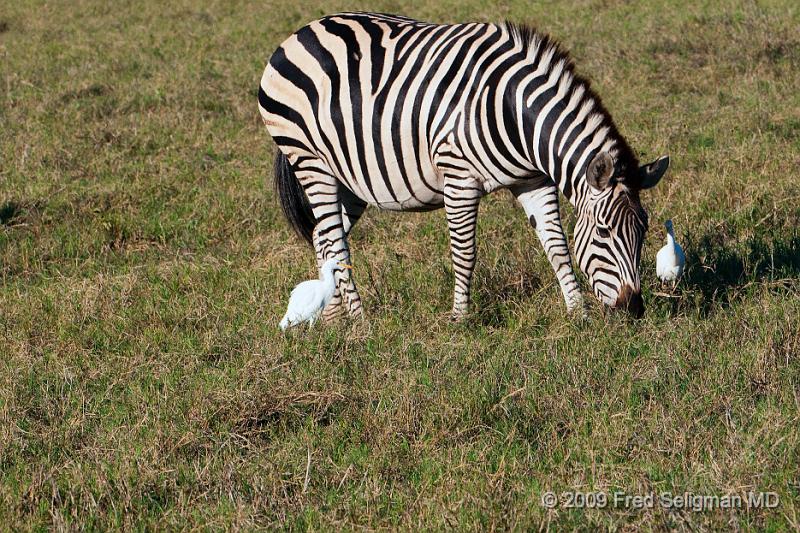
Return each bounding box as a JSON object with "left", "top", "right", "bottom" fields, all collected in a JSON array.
[{"left": 597, "top": 226, "right": 611, "bottom": 238}]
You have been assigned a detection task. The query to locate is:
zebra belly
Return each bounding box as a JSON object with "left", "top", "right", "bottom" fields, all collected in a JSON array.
[
  {"left": 364, "top": 195, "right": 445, "bottom": 212},
  {"left": 305, "top": 102, "right": 446, "bottom": 212},
  {"left": 340, "top": 168, "right": 445, "bottom": 212}
]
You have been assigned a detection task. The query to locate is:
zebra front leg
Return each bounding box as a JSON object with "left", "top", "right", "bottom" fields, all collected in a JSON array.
[
  {"left": 444, "top": 178, "right": 483, "bottom": 321},
  {"left": 511, "top": 181, "right": 585, "bottom": 315},
  {"left": 316, "top": 188, "right": 367, "bottom": 321}
]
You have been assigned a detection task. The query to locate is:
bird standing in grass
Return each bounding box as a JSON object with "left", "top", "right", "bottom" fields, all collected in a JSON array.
[
  {"left": 280, "top": 259, "right": 353, "bottom": 330},
  {"left": 656, "top": 219, "right": 685, "bottom": 289}
]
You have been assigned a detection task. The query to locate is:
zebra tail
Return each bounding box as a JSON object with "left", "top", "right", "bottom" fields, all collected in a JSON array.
[{"left": 273, "top": 150, "right": 315, "bottom": 245}]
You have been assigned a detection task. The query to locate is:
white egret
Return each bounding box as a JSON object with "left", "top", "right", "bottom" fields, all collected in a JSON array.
[
  {"left": 279, "top": 259, "right": 352, "bottom": 330},
  {"left": 656, "top": 219, "right": 685, "bottom": 288}
]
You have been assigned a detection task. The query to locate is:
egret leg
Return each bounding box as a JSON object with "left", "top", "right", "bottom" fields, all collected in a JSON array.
[
  {"left": 511, "top": 179, "right": 585, "bottom": 315},
  {"left": 444, "top": 177, "right": 483, "bottom": 321}
]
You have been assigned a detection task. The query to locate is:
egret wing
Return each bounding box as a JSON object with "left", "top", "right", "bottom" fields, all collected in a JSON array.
[
  {"left": 655, "top": 246, "right": 670, "bottom": 279},
  {"left": 284, "top": 279, "right": 326, "bottom": 324}
]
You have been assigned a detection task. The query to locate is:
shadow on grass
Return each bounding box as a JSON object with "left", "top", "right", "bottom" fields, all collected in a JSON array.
[
  {"left": 472, "top": 261, "right": 544, "bottom": 327},
  {"left": 0, "top": 201, "right": 23, "bottom": 225},
  {"left": 675, "top": 231, "right": 800, "bottom": 316},
  {"left": 467, "top": 227, "right": 798, "bottom": 323}
]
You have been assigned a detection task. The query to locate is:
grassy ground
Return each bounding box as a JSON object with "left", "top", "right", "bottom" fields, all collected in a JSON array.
[{"left": 1, "top": 0, "right": 799, "bottom": 530}]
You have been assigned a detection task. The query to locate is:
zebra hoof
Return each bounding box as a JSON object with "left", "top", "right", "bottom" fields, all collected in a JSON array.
[
  {"left": 449, "top": 311, "right": 468, "bottom": 322},
  {"left": 348, "top": 306, "right": 365, "bottom": 319},
  {"left": 568, "top": 305, "right": 589, "bottom": 322},
  {"left": 322, "top": 305, "right": 347, "bottom": 323}
]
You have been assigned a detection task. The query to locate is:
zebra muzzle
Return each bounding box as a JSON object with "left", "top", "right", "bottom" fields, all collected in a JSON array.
[{"left": 614, "top": 285, "right": 644, "bottom": 318}]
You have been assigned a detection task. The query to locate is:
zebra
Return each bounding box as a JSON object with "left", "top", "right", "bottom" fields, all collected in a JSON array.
[{"left": 258, "top": 12, "right": 669, "bottom": 321}]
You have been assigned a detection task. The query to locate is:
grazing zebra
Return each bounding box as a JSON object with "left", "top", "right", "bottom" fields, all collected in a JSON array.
[{"left": 259, "top": 12, "right": 669, "bottom": 320}]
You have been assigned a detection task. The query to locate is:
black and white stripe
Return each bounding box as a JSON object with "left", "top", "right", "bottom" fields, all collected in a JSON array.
[{"left": 259, "top": 12, "right": 669, "bottom": 320}]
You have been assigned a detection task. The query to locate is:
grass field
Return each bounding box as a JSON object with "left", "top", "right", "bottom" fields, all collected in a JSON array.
[{"left": 2, "top": 0, "right": 799, "bottom": 530}]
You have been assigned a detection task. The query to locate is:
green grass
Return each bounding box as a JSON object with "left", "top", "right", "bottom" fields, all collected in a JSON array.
[{"left": 1, "top": 0, "right": 799, "bottom": 530}]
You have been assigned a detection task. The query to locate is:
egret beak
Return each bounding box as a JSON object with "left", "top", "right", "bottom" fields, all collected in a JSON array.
[{"left": 337, "top": 262, "right": 353, "bottom": 270}]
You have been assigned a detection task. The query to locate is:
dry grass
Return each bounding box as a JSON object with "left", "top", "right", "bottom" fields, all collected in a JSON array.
[{"left": 1, "top": 0, "right": 799, "bottom": 530}]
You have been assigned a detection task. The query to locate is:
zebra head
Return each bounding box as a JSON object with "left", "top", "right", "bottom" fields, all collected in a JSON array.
[{"left": 574, "top": 152, "right": 669, "bottom": 318}]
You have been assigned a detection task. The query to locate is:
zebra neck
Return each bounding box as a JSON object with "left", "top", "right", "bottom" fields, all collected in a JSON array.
[
  {"left": 523, "top": 112, "right": 621, "bottom": 209},
  {"left": 512, "top": 62, "right": 635, "bottom": 209},
  {"left": 520, "top": 123, "right": 617, "bottom": 207}
]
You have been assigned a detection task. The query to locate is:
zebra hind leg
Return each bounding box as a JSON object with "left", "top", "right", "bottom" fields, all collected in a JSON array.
[
  {"left": 292, "top": 167, "right": 363, "bottom": 322},
  {"left": 308, "top": 216, "right": 362, "bottom": 323},
  {"left": 277, "top": 153, "right": 365, "bottom": 324},
  {"left": 316, "top": 187, "right": 367, "bottom": 321},
  {"left": 443, "top": 177, "right": 483, "bottom": 321}
]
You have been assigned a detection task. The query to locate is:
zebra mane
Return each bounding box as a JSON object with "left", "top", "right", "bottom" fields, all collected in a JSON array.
[{"left": 505, "top": 21, "right": 640, "bottom": 180}]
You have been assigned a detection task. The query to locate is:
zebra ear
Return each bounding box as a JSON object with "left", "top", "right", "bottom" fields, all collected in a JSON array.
[
  {"left": 587, "top": 152, "right": 615, "bottom": 190},
  {"left": 638, "top": 155, "right": 670, "bottom": 189}
]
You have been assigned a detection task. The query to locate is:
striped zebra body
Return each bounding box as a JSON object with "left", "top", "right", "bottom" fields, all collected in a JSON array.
[{"left": 259, "top": 12, "right": 669, "bottom": 320}]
